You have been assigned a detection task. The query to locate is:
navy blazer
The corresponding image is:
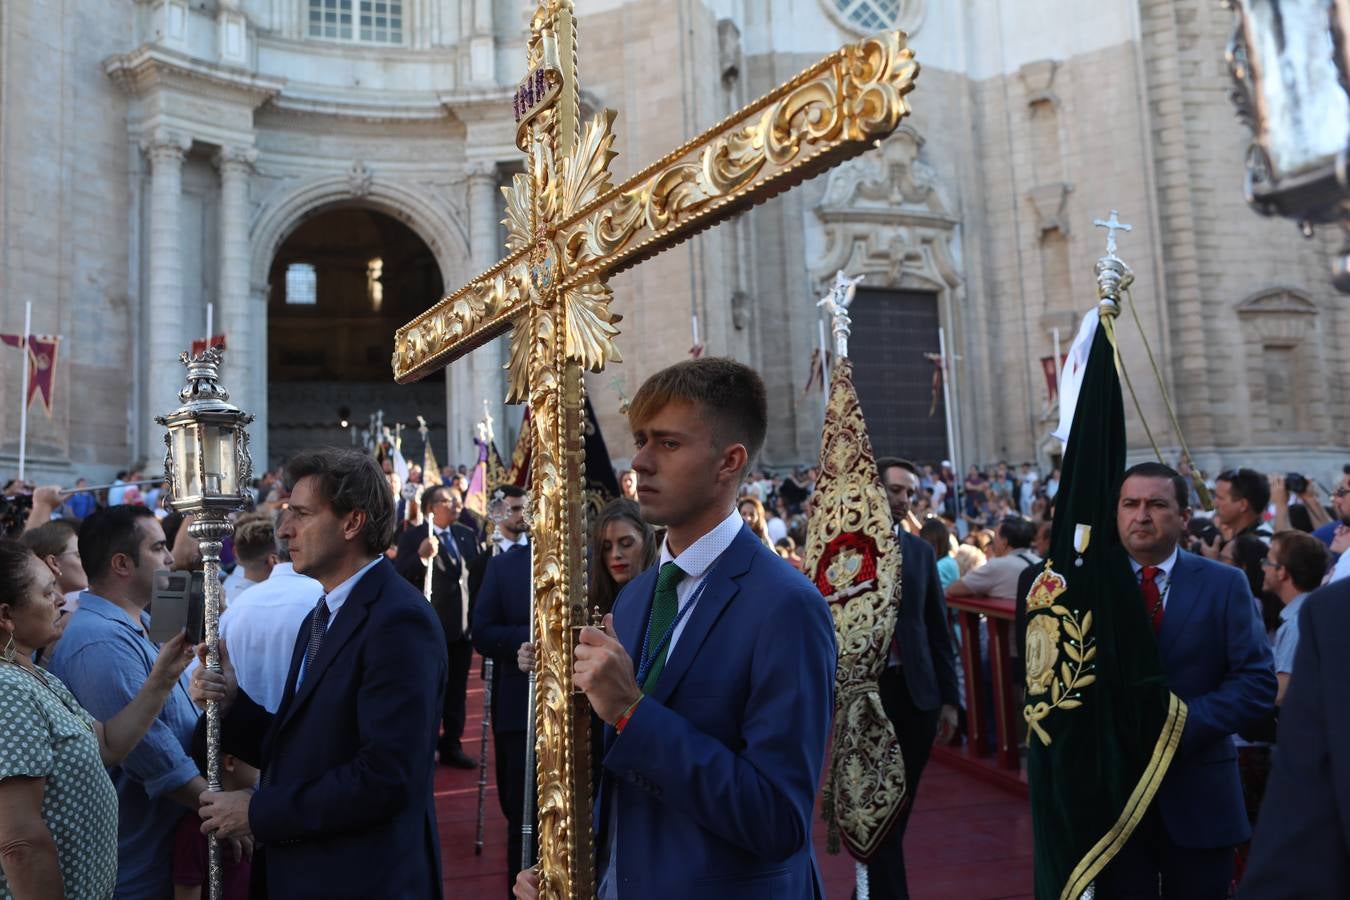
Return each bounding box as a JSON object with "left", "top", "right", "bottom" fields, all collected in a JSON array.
[
  {"left": 1152, "top": 550, "right": 1276, "bottom": 848},
  {"left": 1239, "top": 579, "right": 1350, "bottom": 897},
  {"left": 470, "top": 543, "right": 532, "bottom": 733},
  {"left": 598, "top": 525, "right": 837, "bottom": 899},
  {"left": 394, "top": 520, "right": 479, "bottom": 642},
  {"left": 222, "top": 559, "right": 448, "bottom": 899},
  {"left": 891, "top": 530, "right": 961, "bottom": 711}
]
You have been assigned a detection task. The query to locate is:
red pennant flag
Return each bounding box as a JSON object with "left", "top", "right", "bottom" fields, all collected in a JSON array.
[
  {"left": 191, "top": 334, "right": 227, "bottom": 356},
  {"left": 1, "top": 333, "right": 61, "bottom": 415},
  {"left": 1041, "top": 354, "right": 1069, "bottom": 402}
]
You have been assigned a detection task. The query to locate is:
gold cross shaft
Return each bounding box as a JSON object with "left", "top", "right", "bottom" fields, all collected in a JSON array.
[{"left": 392, "top": 4, "right": 919, "bottom": 897}]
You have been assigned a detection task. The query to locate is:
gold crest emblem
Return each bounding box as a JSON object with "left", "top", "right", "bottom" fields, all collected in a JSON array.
[{"left": 1022, "top": 565, "right": 1097, "bottom": 746}]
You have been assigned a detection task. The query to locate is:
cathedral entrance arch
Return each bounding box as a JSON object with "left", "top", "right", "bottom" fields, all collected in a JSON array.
[{"left": 265, "top": 203, "right": 449, "bottom": 466}]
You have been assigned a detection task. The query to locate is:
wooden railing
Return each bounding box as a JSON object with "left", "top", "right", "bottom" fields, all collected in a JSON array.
[{"left": 933, "top": 595, "right": 1027, "bottom": 795}]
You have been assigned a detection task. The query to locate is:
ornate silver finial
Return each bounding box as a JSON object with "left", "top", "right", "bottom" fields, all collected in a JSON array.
[
  {"left": 1093, "top": 210, "right": 1132, "bottom": 258},
  {"left": 176, "top": 347, "right": 231, "bottom": 403},
  {"left": 416, "top": 414, "right": 430, "bottom": 439},
  {"left": 1093, "top": 210, "right": 1134, "bottom": 315},
  {"left": 817, "top": 270, "right": 864, "bottom": 359}
]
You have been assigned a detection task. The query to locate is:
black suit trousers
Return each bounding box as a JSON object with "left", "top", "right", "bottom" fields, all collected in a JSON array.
[
  {"left": 865, "top": 666, "right": 940, "bottom": 900},
  {"left": 441, "top": 636, "right": 474, "bottom": 752},
  {"left": 1096, "top": 805, "right": 1234, "bottom": 900},
  {"left": 494, "top": 728, "right": 527, "bottom": 899}
]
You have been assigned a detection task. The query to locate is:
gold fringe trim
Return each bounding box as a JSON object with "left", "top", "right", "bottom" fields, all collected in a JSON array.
[{"left": 1059, "top": 692, "right": 1188, "bottom": 900}]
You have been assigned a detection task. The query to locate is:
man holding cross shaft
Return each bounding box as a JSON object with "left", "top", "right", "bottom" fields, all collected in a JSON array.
[{"left": 515, "top": 358, "right": 837, "bottom": 899}]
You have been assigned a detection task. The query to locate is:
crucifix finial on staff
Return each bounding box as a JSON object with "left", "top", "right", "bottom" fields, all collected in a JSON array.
[
  {"left": 1093, "top": 209, "right": 1132, "bottom": 258},
  {"left": 817, "top": 270, "right": 864, "bottom": 359},
  {"left": 480, "top": 398, "right": 495, "bottom": 446}
]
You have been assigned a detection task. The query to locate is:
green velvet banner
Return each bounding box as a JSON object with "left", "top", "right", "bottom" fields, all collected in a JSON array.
[{"left": 1025, "top": 318, "right": 1186, "bottom": 900}]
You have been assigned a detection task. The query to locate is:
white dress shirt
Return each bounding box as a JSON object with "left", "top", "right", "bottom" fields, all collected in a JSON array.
[
  {"left": 218, "top": 562, "right": 326, "bottom": 713},
  {"left": 294, "top": 556, "right": 381, "bottom": 691}
]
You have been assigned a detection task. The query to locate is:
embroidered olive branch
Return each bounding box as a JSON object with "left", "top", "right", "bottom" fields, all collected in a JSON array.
[{"left": 1024, "top": 606, "right": 1097, "bottom": 746}]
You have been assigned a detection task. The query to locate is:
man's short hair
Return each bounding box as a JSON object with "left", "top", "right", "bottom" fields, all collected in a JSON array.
[
  {"left": 1271, "top": 530, "right": 1329, "bottom": 593},
  {"left": 627, "top": 358, "right": 768, "bottom": 470},
  {"left": 232, "top": 513, "right": 275, "bottom": 566},
  {"left": 493, "top": 484, "right": 527, "bottom": 500},
  {"left": 421, "top": 484, "right": 451, "bottom": 510},
  {"left": 80, "top": 505, "right": 157, "bottom": 582},
  {"left": 876, "top": 457, "right": 919, "bottom": 479},
  {"left": 284, "top": 449, "right": 396, "bottom": 555},
  {"left": 997, "top": 515, "right": 1037, "bottom": 550},
  {"left": 20, "top": 519, "right": 79, "bottom": 559},
  {"left": 1217, "top": 468, "right": 1271, "bottom": 516},
  {"left": 1121, "top": 461, "right": 1190, "bottom": 509}
]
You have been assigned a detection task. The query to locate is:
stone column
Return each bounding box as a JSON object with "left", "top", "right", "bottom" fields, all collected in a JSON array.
[
  {"left": 215, "top": 146, "right": 263, "bottom": 469},
  {"left": 145, "top": 129, "right": 191, "bottom": 451},
  {"left": 466, "top": 161, "right": 505, "bottom": 461},
  {"left": 249, "top": 282, "right": 270, "bottom": 472},
  {"left": 468, "top": 0, "right": 495, "bottom": 84}
]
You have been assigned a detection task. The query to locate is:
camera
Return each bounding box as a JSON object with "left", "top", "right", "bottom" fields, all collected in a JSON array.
[
  {"left": 0, "top": 492, "right": 34, "bottom": 538},
  {"left": 1285, "top": 472, "right": 1308, "bottom": 496}
]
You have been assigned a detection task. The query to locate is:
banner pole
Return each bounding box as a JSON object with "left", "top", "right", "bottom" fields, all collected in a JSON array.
[
  {"left": 938, "top": 327, "right": 961, "bottom": 521},
  {"left": 18, "top": 301, "right": 31, "bottom": 482}
]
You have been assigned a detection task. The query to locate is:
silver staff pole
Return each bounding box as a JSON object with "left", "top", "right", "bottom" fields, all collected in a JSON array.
[
  {"left": 475, "top": 489, "right": 509, "bottom": 856},
  {"left": 521, "top": 525, "right": 538, "bottom": 870},
  {"left": 423, "top": 518, "right": 437, "bottom": 601}
]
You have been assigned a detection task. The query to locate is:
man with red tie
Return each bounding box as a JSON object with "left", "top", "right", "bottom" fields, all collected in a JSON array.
[{"left": 1098, "top": 461, "right": 1276, "bottom": 899}]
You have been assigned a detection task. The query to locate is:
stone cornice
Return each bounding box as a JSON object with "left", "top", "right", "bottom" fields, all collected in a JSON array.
[{"left": 104, "top": 44, "right": 284, "bottom": 107}]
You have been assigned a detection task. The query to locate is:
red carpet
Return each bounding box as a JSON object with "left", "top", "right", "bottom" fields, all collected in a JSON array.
[{"left": 441, "top": 664, "right": 1033, "bottom": 899}]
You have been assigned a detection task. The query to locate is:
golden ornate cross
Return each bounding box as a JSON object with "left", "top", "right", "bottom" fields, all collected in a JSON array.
[{"left": 392, "top": 3, "right": 918, "bottom": 896}]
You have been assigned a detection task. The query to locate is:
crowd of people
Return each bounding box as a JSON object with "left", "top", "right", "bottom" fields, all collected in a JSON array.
[{"left": 2, "top": 368, "right": 1349, "bottom": 898}]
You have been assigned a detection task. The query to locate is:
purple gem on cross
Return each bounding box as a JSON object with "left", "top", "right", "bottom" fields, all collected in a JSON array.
[{"left": 535, "top": 69, "right": 545, "bottom": 94}]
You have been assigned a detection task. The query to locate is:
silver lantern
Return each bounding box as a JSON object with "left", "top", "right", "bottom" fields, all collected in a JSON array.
[
  {"left": 155, "top": 347, "right": 253, "bottom": 900},
  {"left": 1225, "top": 0, "right": 1350, "bottom": 290}
]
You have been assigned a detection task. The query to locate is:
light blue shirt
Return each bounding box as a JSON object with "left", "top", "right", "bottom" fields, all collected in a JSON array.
[
  {"left": 44, "top": 591, "right": 200, "bottom": 900},
  {"left": 295, "top": 556, "right": 382, "bottom": 688},
  {"left": 599, "top": 508, "right": 744, "bottom": 900},
  {"left": 1273, "top": 592, "right": 1309, "bottom": 675}
]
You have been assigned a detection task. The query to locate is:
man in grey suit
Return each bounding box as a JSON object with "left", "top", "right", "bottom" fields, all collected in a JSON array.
[{"left": 866, "top": 457, "right": 961, "bottom": 899}]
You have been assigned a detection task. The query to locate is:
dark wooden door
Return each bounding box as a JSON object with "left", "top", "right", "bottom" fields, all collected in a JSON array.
[{"left": 846, "top": 287, "right": 949, "bottom": 464}]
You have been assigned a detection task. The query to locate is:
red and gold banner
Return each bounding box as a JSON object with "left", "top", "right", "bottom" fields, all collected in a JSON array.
[{"left": 1, "top": 333, "right": 60, "bottom": 415}]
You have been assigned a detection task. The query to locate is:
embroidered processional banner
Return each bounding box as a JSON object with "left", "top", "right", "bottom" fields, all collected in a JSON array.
[
  {"left": 1026, "top": 313, "right": 1186, "bottom": 899},
  {"left": 804, "top": 357, "right": 907, "bottom": 861}
]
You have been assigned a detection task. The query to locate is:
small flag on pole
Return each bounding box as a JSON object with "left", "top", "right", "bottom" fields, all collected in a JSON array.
[{"left": 1, "top": 333, "right": 60, "bottom": 415}]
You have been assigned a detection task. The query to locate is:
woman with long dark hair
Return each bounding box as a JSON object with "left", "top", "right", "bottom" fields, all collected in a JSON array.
[{"left": 589, "top": 499, "right": 658, "bottom": 617}]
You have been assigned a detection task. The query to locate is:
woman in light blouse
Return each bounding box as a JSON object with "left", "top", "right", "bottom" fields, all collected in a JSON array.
[{"left": 0, "top": 539, "right": 192, "bottom": 899}]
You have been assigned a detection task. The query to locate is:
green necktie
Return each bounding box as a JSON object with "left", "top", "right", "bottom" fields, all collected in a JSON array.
[{"left": 642, "top": 562, "right": 686, "bottom": 692}]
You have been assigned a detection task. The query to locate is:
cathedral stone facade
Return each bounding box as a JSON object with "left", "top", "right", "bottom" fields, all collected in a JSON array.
[{"left": 1, "top": 0, "right": 1344, "bottom": 485}]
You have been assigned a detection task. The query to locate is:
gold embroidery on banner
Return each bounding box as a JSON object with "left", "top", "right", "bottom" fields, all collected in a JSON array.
[
  {"left": 803, "top": 358, "right": 907, "bottom": 861},
  {"left": 1060, "top": 693, "right": 1188, "bottom": 900},
  {"left": 1022, "top": 565, "right": 1097, "bottom": 746}
]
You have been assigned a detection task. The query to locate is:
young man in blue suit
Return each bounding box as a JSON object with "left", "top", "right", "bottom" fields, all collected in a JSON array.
[
  {"left": 190, "top": 449, "right": 449, "bottom": 899},
  {"left": 515, "top": 358, "right": 837, "bottom": 899},
  {"left": 1098, "top": 461, "right": 1276, "bottom": 899}
]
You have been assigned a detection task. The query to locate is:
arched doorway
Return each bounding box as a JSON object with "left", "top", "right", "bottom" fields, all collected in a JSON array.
[{"left": 267, "top": 205, "right": 447, "bottom": 465}]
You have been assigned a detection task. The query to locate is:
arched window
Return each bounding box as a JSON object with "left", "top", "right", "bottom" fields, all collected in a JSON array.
[
  {"left": 285, "top": 263, "right": 318, "bottom": 305},
  {"left": 823, "top": 0, "right": 924, "bottom": 34},
  {"left": 308, "top": 0, "right": 403, "bottom": 44}
]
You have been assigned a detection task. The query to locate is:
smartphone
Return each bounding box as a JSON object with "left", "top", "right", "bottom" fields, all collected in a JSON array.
[{"left": 148, "top": 570, "right": 205, "bottom": 644}]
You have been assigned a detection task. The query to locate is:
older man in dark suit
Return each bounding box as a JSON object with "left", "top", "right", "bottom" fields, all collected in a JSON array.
[
  {"left": 868, "top": 457, "right": 961, "bottom": 900},
  {"left": 1098, "top": 462, "right": 1275, "bottom": 899},
  {"left": 190, "top": 449, "right": 447, "bottom": 899},
  {"left": 394, "top": 483, "right": 480, "bottom": 768}
]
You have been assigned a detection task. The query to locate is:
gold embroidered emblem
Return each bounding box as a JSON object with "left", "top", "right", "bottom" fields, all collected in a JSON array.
[
  {"left": 825, "top": 548, "right": 864, "bottom": 591},
  {"left": 1023, "top": 564, "right": 1097, "bottom": 746}
]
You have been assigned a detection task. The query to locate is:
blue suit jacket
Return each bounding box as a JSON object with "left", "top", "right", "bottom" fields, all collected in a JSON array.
[
  {"left": 598, "top": 525, "right": 837, "bottom": 899},
  {"left": 470, "top": 543, "right": 532, "bottom": 733},
  {"left": 1239, "top": 579, "right": 1350, "bottom": 897},
  {"left": 1153, "top": 550, "right": 1276, "bottom": 848},
  {"left": 222, "top": 559, "right": 448, "bottom": 899}
]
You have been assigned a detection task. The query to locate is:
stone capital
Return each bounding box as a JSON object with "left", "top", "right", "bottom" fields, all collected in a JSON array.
[
  {"left": 465, "top": 160, "right": 500, "bottom": 184},
  {"left": 141, "top": 128, "right": 191, "bottom": 163},
  {"left": 214, "top": 145, "right": 258, "bottom": 174}
]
